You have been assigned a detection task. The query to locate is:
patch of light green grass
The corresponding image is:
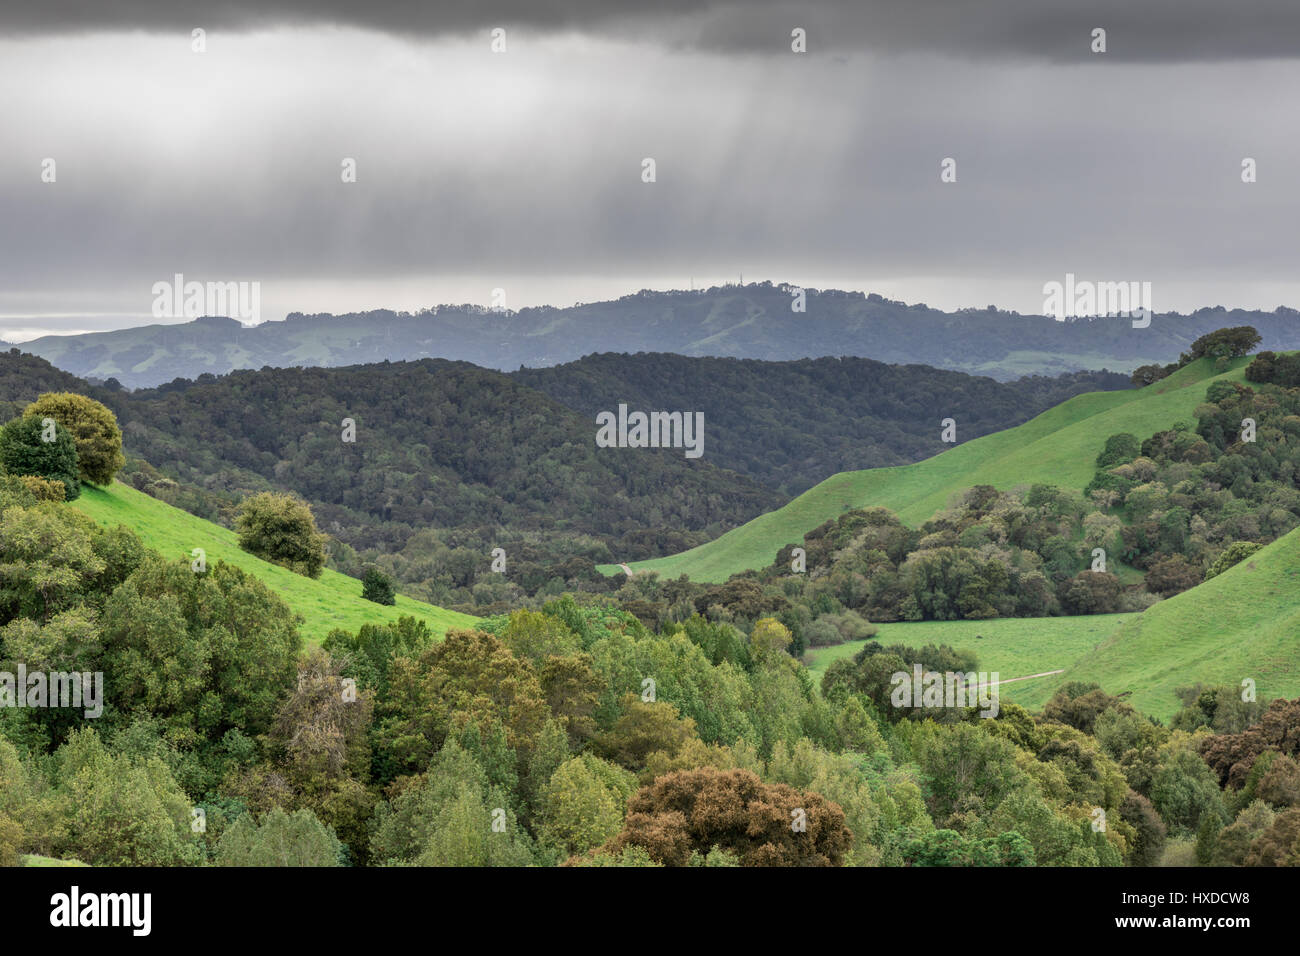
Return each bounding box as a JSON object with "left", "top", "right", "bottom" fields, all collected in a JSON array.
[
  {"left": 1058, "top": 526, "right": 1300, "bottom": 721},
  {"left": 71, "top": 482, "right": 477, "bottom": 645},
  {"left": 803, "top": 614, "right": 1135, "bottom": 710}
]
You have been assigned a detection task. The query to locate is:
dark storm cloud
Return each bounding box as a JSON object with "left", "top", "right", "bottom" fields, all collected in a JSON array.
[
  {"left": 4, "top": 0, "right": 1300, "bottom": 62},
  {"left": 2, "top": 38, "right": 1295, "bottom": 305},
  {"left": 4, "top": 8, "right": 1300, "bottom": 326}
]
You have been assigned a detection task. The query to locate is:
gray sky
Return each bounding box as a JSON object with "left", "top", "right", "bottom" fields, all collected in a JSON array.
[{"left": 2, "top": 1, "right": 1300, "bottom": 338}]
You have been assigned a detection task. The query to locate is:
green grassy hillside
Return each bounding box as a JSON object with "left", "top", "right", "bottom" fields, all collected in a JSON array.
[
  {"left": 614, "top": 357, "right": 1249, "bottom": 582},
  {"left": 71, "top": 482, "right": 477, "bottom": 644},
  {"left": 1053, "top": 525, "right": 1300, "bottom": 720},
  {"left": 802, "top": 527, "right": 1300, "bottom": 722}
]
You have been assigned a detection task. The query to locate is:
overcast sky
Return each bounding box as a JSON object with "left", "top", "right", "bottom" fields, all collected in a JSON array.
[{"left": 2, "top": 1, "right": 1300, "bottom": 339}]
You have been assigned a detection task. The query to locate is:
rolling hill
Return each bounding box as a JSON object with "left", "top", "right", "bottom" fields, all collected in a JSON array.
[
  {"left": 802, "top": 525, "right": 1300, "bottom": 723},
  {"left": 614, "top": 356, "right": 1251, "bottom": 582},
  {"left": 1048, "top": 524, "right": 1300, "bottom": 719},
  {"left": 70, "top": 482, "right": 477, "bottom": 644}
]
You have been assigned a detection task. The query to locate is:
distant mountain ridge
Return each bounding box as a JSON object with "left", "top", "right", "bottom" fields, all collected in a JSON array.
[{"left": 13, "top": 283, "right": 1300, "bottom": 388}]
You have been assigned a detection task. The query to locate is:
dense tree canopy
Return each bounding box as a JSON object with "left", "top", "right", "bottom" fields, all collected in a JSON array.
[
  {"left": 0, "top": 415, "right": 80, "bottom": 500},
  {"left": 0, "top": 341, "right": 1296, "bottom": 870},
  {"left": 24, "top": 392, "right": 124, "bottom": 485}
]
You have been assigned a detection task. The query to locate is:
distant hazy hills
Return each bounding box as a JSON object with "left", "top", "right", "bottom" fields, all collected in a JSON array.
[{"left": 13, "top": 283, "right": 1300, "bottom": 389}]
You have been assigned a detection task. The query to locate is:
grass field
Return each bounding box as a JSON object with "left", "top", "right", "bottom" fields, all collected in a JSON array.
[
  {"left": 1061, "top": 525, "right": 1300, "bottom": 720},
  {"left": 803, "top": 614, "right": 1135, "bottom": 710},
  {"left": 71, "top": 482, "right": 477, "bottom": 644},
  {"left": 801, "top": 526, "right": 1300, "bottom": 722},
  {"left": 608, "top": 357, "right": 1249, "bottom": 582}
]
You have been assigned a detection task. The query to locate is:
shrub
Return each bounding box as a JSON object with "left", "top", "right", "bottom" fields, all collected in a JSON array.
[
  {"left": 821, "top": 611, "right": 879, "bottom": 642},
  {"left": 1130, "top": 364, "right": 1167, "bottom": 388},
  {"left": 17, "top": 475, "right": 67, "bottom": 502},
  {"left": 1058, "top": 570, "right": 1123, "bottom": 615},
  {"left": 804, "top": 618, "right": 844, "bottom": 648},
  {"left": 805, "top": 612, "right": 877, "bottom": 647},
  {"left": 1096, "top": 433, "right": 1141, "bottom": 469},
  {"left": 1205, "top": 541, "right": 1265, "bottom": 580},
  {"left": 234, "top": 492, "right": 327, "bottom": 578},
  {"left": 361, "top": 566, "right": 396, "bottom": 605},
  {"left": 1144, "top": 555, "right": 1202, "bottom": 598}
]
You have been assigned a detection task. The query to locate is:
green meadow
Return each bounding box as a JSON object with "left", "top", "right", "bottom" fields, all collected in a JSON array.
[
  {"left": 71, "top": 482, "right": 477, "bottom": 645},
  {"left": 1061, "top": 524, "right": 1300, "bottom": 720}
]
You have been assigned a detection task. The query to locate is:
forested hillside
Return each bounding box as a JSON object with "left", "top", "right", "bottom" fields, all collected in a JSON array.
[
  {"left": 0, "top": 349, "right": 1130, "bottom": 611},
  {"left": 6, "top": 463, "right": 1298, "bottom": 869},
  {"left": 0, "top": 352, "right": 781, "bottom": 558},
  {"left": 515, "top": 353, "right": 1128, "bottom": 495}
]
